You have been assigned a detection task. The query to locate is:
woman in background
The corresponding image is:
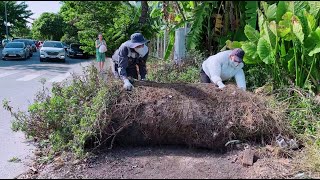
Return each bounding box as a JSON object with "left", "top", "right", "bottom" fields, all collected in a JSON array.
[{"left": 95, "top": 33, "right": 107, "bottom": 73}]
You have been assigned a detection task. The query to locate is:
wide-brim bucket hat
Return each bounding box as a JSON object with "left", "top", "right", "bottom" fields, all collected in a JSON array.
[{"left": 128, "top": 33, "right": 150, "bottom": 48}]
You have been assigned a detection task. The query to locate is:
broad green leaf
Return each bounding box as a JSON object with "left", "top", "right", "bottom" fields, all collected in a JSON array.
[
  {"left": 297, "top": 11, "right": 311, "bottom": 39},
  {"left": 244, "top": 25, "right": 260, "bottom": 43},
  {"left": 265, "top": 3, "right": 277, "bottom": 21},
  {"left": 288, "top": 57, "right": 295, "bottom": 75},
  {"left": 226, "top": 40, "right": 242, "bottom": 49},
  {"left": 242, "top": 41, "right": 262, "bottom": 64},
  {"left": 288, "top": 1, "right": 309, "bottom": 15},
  {"left": 292, "top": 16, "right": 304, "bottom": 44},
  {"left": 258, "top": 9, "right": 265, "bottom": 31},
  {"left": 280, "top": 39, "right": 286, "bottom": 58},
  {"left": 278, "top": 12, "right": 294, "bottom": 40},
  {"left": 245, "top": 1, "right": 258, "bottom": 28},
  {"left": 243, "top": 56, "right": 258, "bottom": 64},
  {"left": 257, "top": 38, "right": 274, "bottom": 64},
  {"left": 262, "top": 22, "right": 277, "bottom": 49},
  {"left": 269, "top": 21, "right": 277, "bottom": 36},
  {"left": 305, "top": 27, "right": 320, "bottom": 55},
  {"left": 276, "top": 1, "right": 288, "bottom": 22},
  {"left": 282, "top": 11, "right": 293, "bottom": 21},
  {"left": 306, "top": 12, "right": 316, "bottom": 32},
  {"left": 308, "top": 1, "right": 320, "bottom": 17},
  {"left": 308, "top": 44, "right": 320, "bottom": 56},
  {"left": 261, "top": 1, "right": 269, "bottom": 14},
  {"left": 242, "top": 41, "right": 258, "bottom": 59}
]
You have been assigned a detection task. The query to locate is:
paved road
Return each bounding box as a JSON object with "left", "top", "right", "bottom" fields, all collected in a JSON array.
[{"left": 0, "top": 49, "right": 106, "bottom": 178}]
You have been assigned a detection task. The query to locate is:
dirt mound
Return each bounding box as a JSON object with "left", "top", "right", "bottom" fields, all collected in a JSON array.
[{"left": 94, "top": 81, "right": 289, "bottom": 151}]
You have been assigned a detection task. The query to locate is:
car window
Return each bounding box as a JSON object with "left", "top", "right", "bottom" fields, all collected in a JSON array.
[
  {"left": 5, "top": 42, "right": 24, "bottom": 48},
  {"left": 71, "top": 44, "right": 81, "bottom": 50},
  {"left": 43, "top": 42, "right": 63, "bottom": 48}
]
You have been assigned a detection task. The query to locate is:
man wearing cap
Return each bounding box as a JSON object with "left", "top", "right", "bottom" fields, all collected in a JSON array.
[
  {"left": 112, "top": 33, "right": 149, "bottom": 90},
  {"left": 200, "top": 48, "right": 246, "bottom": 91}
]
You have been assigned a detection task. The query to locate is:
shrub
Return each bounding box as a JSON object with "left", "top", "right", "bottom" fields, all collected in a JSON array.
[
  {"left": 148, "top": 49, "right": 206, "bottom": 83},
  {"left": 3, "top": 64, "right": 121, "bottom": 157}
]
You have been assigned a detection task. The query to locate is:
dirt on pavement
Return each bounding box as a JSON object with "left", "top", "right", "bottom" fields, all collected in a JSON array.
[{"left": 17, "top": 144, "right": 312, "bottom": 179}]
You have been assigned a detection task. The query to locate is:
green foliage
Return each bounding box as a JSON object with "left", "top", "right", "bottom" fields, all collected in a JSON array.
[
  {"left": 227, "top": 1, "right": 320, "bottom": 93},
  {"left": 245, "top": 1, "right": 258, "bottom": 28},
  {"left": 0, "top": 1, "right": 33, "bottom": 38},
  {"left": 273, "top": 88, "right": 320, "bottom": 135},
  {"left": 59, "top": 1, "right": 158, "bottom": 57},
  {"left": 3, "top": 65, "right": 121, "bottom": 157},
  {"left": 31, "top": 13, "right": 65, "bottom": 41},
  {"left": 186, "top": 2, "right": 210, "bottom": 50},
  {"left": 148, "top": 49, "right": 205, "bottom": 83}
]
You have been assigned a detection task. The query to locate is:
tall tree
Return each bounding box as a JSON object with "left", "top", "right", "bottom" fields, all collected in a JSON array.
[
  {"left": 0, "top": 1, "right": 33, "bottom": 38},
  {"left": 31, "top": 12, "right": 65, "bottom": 41},
  {"left": 139, "top": 1, "right": 149, "bottom": 24}
]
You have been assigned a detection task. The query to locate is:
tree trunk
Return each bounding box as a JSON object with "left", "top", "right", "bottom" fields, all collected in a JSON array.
[
  {"left": 139, "top": 1, "right": 149, "bottom": 24},
  {"left": 162, "top": 1, "right": 169, "bottom": 22}
]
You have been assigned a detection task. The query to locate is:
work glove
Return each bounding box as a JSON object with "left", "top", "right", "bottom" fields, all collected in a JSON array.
[
  {"left": 140, "top": 75, "right": 147, "bottom": 81},
  {"left": 217, "top": 81, "right": 226, "bottom": 90},
  {"left": 113, "top": 72, "right": 120, "bottom": 79},
  {"left": 123, "top": 79, "right": 134, "bottom": 91}
]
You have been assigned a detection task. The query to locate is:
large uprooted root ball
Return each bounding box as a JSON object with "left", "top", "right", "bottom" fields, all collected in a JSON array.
[{"left": 103, "top": 81, "right": 288, "bottom": 151}]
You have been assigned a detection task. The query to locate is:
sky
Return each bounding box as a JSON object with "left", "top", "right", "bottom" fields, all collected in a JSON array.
[{"left": 22, "top": 1, "right": 62, "bottom": 27}]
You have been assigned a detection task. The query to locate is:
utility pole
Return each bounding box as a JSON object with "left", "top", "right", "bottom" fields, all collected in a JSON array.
[{"left": 5, "top": 1, "right": 9, "bottom": 41}]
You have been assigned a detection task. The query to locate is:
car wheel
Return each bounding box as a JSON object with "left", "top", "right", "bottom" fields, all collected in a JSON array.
[
  {"left": 30, "top": 53, "right": 33, "bottom": 57},
  {"left": 40, "top": 58, "right": 44, "bottom": 62}
]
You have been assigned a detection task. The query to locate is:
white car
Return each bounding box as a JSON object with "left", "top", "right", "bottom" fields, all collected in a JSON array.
[{"left": 40, "top": 41, "right": 66, "bottom": 63}]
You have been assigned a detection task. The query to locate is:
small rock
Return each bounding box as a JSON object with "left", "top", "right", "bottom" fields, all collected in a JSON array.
[
  {"left": 168, "top": 95, "right": 173, "bottom": 98},
  {"left": 241, "top": 148, "right": 255, "bottom": 166},
  {"left": 54, "top": 162, "right": 64, "bottom": 170},
  {"left": 34, "top": 151, "right": 42, "bottom": 156},
  {"left": 72, "top": 160, "right": 81, "bottom": 165},
  {"left": 289, "top": 139, "right": 299, "bottom": 150},
  {"left": 30, "top": 167, "right": 38, "bottom": 174},
  {"left": 276, "top": 135, "right": 288, "bottom": 149},
  {"left": 294, "top": 172, "right": 306, "bottom": 179}
]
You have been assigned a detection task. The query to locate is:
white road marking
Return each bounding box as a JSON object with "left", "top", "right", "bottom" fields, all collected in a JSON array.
[
  {"left": 16, "top": 73, "right": 43, "bottom": 81},
  {"left": 0, "top": 71, "right": 20, "bottom": 78},
  {"left": 48, "top": 72, "right": 71, "bottom": 83}
]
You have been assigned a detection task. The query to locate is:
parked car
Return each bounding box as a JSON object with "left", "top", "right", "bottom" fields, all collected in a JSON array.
[
  {"left": 67, "top": 43, "right": 89, "bottom": 59},
  {"left": 40, "top": 41, "right": 66, "bottom": 63},
  {"left": 12, "top": 39, "right": 33, "bottom": 57},
  {"left": 2, "top": 39, "right": 10, "bottom": 47},
  {"left": 2, "top": 42, "right": 29, "bottom": 60},
  {"left": 62, "top": 42, "right": 69, "bottom": 52},
  {"left": 29, "top": 40, "right": 37, "bottom": 52}
]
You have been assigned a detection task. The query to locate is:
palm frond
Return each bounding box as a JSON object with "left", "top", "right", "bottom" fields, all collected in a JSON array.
[
  {"left": 245, "top": 1, "right": 258, "bottom": 28},
  {"left": 186, "top": 2, "right": 210, "bottom": 50}
]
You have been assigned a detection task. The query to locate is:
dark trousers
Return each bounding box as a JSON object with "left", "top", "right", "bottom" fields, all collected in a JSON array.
[
  {"left": 200, "top": 68, "right": 211, "bottom": 83},
  {"left": 114, "top": 59, "right": 146, "bottom": 80}
]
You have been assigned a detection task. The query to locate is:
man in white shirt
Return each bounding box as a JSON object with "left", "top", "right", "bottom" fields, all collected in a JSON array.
[{"left": 200, "top": 48, "right": 246, "bottom": 91}]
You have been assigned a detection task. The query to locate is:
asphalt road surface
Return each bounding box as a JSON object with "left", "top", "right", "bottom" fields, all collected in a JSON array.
[{"left": 0, "top": 49, "right": 110, "bottom": 178}]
